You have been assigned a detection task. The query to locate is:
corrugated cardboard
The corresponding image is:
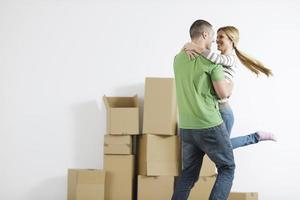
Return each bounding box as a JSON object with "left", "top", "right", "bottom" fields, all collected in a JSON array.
[
  {"left": 103, "top": 95, "right": 139, "bottom": 135},
  {"left": 228, "top": 192, "right": 258, "bottom": 200},
  {"left": 143, "top": 77, "right": 177, "bottom": 135},
  {"left": 188, "top": 175, "right": 216, "bottom": 200},
  {"left": 138, "top": 134, "right": 180, "bottom": 176},
  {"left": 200, "top": 155, "right": 217, "bottom": 176},
  {"left": 104, "top": 135, "right": 132, "bottom": 155},
  {"left": 68, "top": 169, "right": 105, "bottom": 200},
  {"left": 104, "top": 155, "right": 134, "bottom": 200},
  {"left": 138, "top": 175, "right": 174, "bottom": 200}
]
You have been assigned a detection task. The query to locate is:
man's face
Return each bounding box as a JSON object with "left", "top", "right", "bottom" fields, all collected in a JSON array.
[{"left": 206, "top": 29, "right": 215, "bottom": 50}]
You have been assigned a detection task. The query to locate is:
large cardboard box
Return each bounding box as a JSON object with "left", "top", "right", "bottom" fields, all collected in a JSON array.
[
  {"left": 103, "top": 95, "right": 139, "bottom": 135},
  {"left": 138, "top": 175, "right": 174, "bottom": 200},
  {"left": 228, "top": 192, "right": 258, "bottom": 200},
  {"left": 104, "top": 135, "right": 132, "bottom": 155},
  {"left": 188, "top": 175, "right": 216, "bottom": 200},
  {"left": 68, "top": 169, "right": 105, "bottom": 200},
  {"left": 138, "top": 134, "right": 180, "bottom": 176},
  {"left": 200, "top": 155, "right": 217, "bottom": 176},
  {"left": 143, "top": 77, "right": 177, "bottom": 135},
  {"left": 104, "top": 155, "right": 134, "bottom": 200}
]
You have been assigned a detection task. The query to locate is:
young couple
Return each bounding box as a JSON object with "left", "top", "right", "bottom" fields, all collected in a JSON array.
[{"left": 172, "top": 19, "right": 276, "bottom": 200}]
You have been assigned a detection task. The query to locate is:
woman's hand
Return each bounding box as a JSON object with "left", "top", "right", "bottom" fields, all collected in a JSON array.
[
  {"left": 185, "top": 50, "right": 199, "bottom": 60},
  {"left": 182, "top": 42, "right": 205, "bottom": 59}
]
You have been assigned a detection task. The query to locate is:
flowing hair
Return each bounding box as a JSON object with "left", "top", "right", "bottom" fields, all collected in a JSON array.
[{"left": 218, "top": 26, "right": 273, "bottom": 76}]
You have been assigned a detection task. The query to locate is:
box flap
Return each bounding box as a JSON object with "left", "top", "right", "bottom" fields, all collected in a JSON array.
[{"left": 103, "top": 95, "right": 138, "bottom": 108}]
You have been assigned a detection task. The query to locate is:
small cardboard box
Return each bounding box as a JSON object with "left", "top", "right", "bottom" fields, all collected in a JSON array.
[
  {"left": 104, "top": 155, "right": 134, "bottom": 200},
  {"left": 138, "top": 175, "right": 174, "bottom": 200},
  {"left": 228, "top": 192, "right": 258, "bottom": 200},
  {"left": 200, "top": 155, "right": 217, "bottom": 176},
  {"left": 143, "top": 77, "right": 177, "bottom": 135},
  {"left": 138, "top": 134, "right": 180, "bottom": 176},
  {"left": 103, "top": 95, "right": 139, "bottom": 135},
  {"left": 67, "top": 169, "right": 105, "bottom": 200},
  {"left": 188, "top": 175, "right": 216, "bottom": 200},
  {"left": 104, "top": 135, "right": 132, "bottom": 155}
]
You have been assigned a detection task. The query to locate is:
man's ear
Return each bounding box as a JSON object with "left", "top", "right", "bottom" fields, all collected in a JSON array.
[{"left": 202, "top": 31, "right": 208, "bottom": 39}]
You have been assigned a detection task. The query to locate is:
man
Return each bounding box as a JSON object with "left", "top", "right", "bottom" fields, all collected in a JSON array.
[{"left": 171, "top": 19, "right": 235, "bottom": 200}]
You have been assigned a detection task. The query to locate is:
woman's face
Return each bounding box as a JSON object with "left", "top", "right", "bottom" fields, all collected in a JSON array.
[{"left": 216, "top": 30, "right": 233, "bottom": 54}]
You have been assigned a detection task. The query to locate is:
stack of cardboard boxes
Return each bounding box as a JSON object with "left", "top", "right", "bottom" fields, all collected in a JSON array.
[
  {"left": 103, "top": 95, "right": 139, "bottom": 200},
  {"left": 137, "top": 77, "right": 179, "bottom": 200},
  {"left": 67, "top": 76, "right": 259, "bottom": 200}
]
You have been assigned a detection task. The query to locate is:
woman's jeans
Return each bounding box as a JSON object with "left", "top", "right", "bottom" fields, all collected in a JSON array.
[
  {"left": 172, "top": 124, "right": 235, "bottom": 200},
  {"left": 219, "top": 106, "right": 259, "bottom": 149}
]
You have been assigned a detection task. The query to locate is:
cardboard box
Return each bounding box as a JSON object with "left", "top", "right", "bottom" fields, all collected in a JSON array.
[
  {"left": 103, "top": 95, "right": 139, "bottom": 135},
  {"left": 188, "top": 175, "right": 216, "bottom": 200},
  {"left": 138, "top": 134, "right": 180, "bottom": 176},
  {"left": 68, "top": 169, "right": 105, "bottom": 200},
  {"left": 138, "top": 175, "right": 174, "bottom": 200},
  {"left": 143, "top": 77, "right": 177, "bottom": 135},
  {"left": 228, "top": 192, "right": 258, "bottom": 200},
  {"left": 104, "top": 155, "right": 134, "bottom": 200},
  {"left": 200, "top": 155, "right": 217, "bottom": 176},
  {"left": 104, "top": 135, "right": 132, "bottom": 155}
]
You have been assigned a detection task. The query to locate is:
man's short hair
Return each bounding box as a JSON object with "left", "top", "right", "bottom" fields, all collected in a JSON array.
[{"left": 189, "top": 20, "right": 212, "bottom": 39}]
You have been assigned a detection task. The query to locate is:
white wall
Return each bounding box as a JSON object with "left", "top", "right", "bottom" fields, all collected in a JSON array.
[{"left": 1, "top": 0, "right": 299, "bottom": 199}]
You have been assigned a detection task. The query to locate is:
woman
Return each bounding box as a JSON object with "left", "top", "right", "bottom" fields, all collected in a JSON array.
[{"left": 183, "top": 26, "right": 276, "bottom": 149}]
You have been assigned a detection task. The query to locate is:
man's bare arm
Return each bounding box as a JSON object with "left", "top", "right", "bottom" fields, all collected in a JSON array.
[{"left": 213, "top": 80, "right": 233, "bottom": 99}]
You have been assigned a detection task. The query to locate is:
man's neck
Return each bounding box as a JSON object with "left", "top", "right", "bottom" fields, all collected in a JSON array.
[{"left": 191, "top": 39, "right": 206, "bottom": 49}]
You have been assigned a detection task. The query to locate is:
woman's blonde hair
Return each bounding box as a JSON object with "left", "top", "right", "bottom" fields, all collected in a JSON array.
[{"left": 218, "top": 26, "right": 273, "bottom": 76}]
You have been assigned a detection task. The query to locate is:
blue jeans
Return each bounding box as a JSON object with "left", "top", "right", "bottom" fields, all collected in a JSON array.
[
  {"left": 172, "top": 123, "right": 235, "bottom": 200},
  {"left": 219, "top": 106, "right": 259, "bottom": 149}
]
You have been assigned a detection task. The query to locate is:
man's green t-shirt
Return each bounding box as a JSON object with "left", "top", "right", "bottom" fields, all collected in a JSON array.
[{"left": 174, "top": 51, "right": 225, "bottom": 129}]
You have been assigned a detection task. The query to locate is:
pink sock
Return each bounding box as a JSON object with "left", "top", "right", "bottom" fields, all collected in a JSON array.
[{"left": 257, "top": 131, "right": 277, "bottom": 142}]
